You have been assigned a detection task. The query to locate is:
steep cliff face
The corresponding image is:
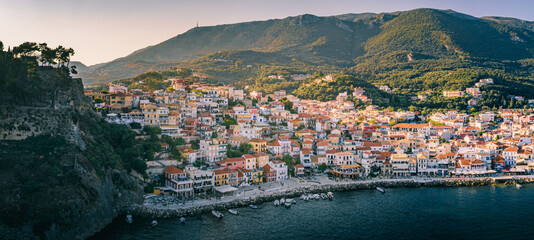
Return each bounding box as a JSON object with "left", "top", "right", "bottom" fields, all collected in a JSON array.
[{"left": 0, "top": 66, "right": 144, "bottom": 239}]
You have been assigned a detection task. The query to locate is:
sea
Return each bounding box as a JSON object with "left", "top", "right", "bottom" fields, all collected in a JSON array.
[{"left": 90, "top": 184, "right": 534, "bottom": 240}]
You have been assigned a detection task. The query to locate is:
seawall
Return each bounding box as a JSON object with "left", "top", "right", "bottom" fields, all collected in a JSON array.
[{"left": 128, "top": 177, "right": 534, "bottom": 219}]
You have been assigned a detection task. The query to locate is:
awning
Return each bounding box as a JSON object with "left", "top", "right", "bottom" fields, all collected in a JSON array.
[{"left": 215, "top": 185, "right": 238, "bottom": 193}]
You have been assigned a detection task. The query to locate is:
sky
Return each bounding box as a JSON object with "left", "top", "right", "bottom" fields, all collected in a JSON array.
[{"left": 1, "top": 0, "right": 533, "bottom": 66}]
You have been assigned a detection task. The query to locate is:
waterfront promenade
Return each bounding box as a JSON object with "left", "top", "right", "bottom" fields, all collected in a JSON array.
[{"left": 138, "top": 174, "right": 534, "bottom": 216}]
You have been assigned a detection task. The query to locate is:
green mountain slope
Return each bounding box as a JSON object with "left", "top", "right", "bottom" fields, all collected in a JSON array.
[
  {"left": 81, "top": 14, "right": 380, "bottom": 84},
  {"left": 83, "top": 8, "right": 534, "bottom": 105}
]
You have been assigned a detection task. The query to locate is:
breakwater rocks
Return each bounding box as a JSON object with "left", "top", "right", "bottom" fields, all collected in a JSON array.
[{"left": 128, "top": 177, "right": 534, "bottom": 219}]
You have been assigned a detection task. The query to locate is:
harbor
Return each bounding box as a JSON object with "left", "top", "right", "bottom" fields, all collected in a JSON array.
[
  {"left": 92, "top": 183, "right": 534, "bottom": 240},
  {"left": 128, "top": 175, "right": 534, "bottom": 219}
]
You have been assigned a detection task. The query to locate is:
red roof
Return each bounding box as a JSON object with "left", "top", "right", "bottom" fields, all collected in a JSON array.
[{"left": 163, "top": 166, "right": 183, "bottom": 174}]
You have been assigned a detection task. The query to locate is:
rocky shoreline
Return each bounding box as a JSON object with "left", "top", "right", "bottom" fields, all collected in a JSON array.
[{"left": 127, "top": 177, "right": 534, "bottom": 219}]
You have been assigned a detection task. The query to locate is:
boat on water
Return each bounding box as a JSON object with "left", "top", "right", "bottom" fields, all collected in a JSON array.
[
  {"left": 212, "top": 211, "right": 224, "bottom": 219},
  {"left": 250, "top": 204, "right": 258, "bottom": 209},
  {"left": 228, "top": 209, "right": 239, "bottom": 215},
  {"left": 289, "top": 198, "right": 296, "bottom": 204},
  {"left": 274, "top": 199, "right": 280, "bottom": 206},
  {"left": 280, "top": 198, "right": 286, "bottom": 204},
  {"left": 312, "top": 194, "right": 320, "bottom": 200},
  {"left": 151, "top": 220, "right": 158, "bottom": 227},
  {"left": 284, "top": 201, "right": 292, "bottom": 208},
  {"left": 376, "top": 186, "right": 386, "bottom": 193},
  {"left": 126, "top": 214, "right": 133, "bottom": 224},
  {"left": 516, "top": 183, "right": 522, "bottom": 189},
  {"left": 327, "top": 192, "right": 334, "bottom": 199},
  {"left": 180, "top": 217, "right": 185, "bottom": 224},
  {"left": 300, "top": 195, "right": 307, "bottom": 200},
  {"left": 320, "top": 193, "right": 327, "bottom": 200}
]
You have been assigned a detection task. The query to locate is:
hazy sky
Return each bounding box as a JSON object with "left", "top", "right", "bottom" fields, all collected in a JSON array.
[{"left": 1, "top": 0, "right": 533, "bottom": 66}]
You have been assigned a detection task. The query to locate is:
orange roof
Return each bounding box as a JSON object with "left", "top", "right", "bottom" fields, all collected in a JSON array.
[
  {"left": 392, "top": 123, "right": 428, "bottom": 128},
  {"left": 294, "top": 164, "right": 304, "bottom": 169},
  {"left": 163, "top": 166, "right": 183, "bottom": 174},
  {"left": 504, "top": 147, "right": 518, "bottom": 152}
]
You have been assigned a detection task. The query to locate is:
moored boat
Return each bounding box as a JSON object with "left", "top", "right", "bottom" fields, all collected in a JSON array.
[
  {"left": 274, "top": 199, "right": 280, "bottom": 206},
  {"left": 312, "top": 194, "right": 320, "bottom": 200},
  {"left": 516, "top": 183, "right": 522, "bottom": 188},
  {"left": 376, "top": 186, "right": 386, "bottom": 193},
  {"left": 327, "top": 192, "right": 334, "bottom": 199},
  {"left": 320, "top": 193, "right": 327, "bottom": 199},
  {"left": 151, "top": 220, "right": 158, "bottom": 227},
  {"left": 126, "top": 214, "right": 133, "bottom": 224},
  {"left": 280, "top": 198, "right": 286, "bottom": 204},
  {"left": 180, "top": 217, "right": 185, "bottom": 224},
  {"left": 289, "top": 198, "right": 297, "bottom": 204},
  {"left": 228, "top": 209, "right": 239, "bottom": 215},
  {"left": 250, "top": 204, "right": 258, "bottom": 209},
  {"left": 284, "top": 201, "right": 292, "bottom": 208},
  {"left": 212, "top": 210, "right": 224, "bottom": 219}
]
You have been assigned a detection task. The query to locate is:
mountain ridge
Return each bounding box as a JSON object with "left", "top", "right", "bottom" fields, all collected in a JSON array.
[{"left": 80, "top": 8, "right": 534, "bottom": 101}]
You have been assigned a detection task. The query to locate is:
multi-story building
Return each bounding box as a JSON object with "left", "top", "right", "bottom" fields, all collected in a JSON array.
[{"left": 163, "top": 166, "right": 194, "bottom": 197}]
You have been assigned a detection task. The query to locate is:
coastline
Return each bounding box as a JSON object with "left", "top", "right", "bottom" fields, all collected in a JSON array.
[{"left": 127, "top": 175, "right": 534, "bottom": 219}]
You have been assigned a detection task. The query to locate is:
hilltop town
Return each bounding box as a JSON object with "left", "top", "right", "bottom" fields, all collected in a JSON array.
[{"left": 84, "top": 77, "right": 534, "bottom": 200}]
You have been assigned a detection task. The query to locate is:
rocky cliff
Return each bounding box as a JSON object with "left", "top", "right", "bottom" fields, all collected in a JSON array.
[{"left": 0, "top": 66, "right": 144, "bottom": 239}]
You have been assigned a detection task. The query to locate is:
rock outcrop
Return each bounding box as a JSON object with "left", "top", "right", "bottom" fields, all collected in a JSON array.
[{"left": 0, "top": 66, "right": 143, "bottom": 240}]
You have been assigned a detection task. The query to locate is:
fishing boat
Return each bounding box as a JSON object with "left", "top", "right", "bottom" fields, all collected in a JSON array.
[
  {"left": 228, "top": 209, "right": 239, "bottom": 215},
  {"left": 151, "top": 220, "right": 158, "bottom": 227},
  {"left": 250, "top": 204, "right": 258, "bottom": 209},
  {"left": 327, "top": 192, "right": 334, "bottom": 199},
  {"left": 180, "top": 217, "right": 185, "bottom": 224},
  {"left": 274, "top": 199, "right": 280, "bottom": 206},
  {"left": 212, "top": 210, "right": 224, "bottom": 219},
  {"left": 126, "top": 214, "right": 133, "bottom": 224},
  {"left": 376, "top": 186, "right": 386, "bottom": 193},
  {"left": 516, "top": 183, "right": 522, "bottom": 189}
]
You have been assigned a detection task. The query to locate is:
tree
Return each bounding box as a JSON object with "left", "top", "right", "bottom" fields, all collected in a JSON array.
[
  {"left": 239, "top": 143, "right": 252, "bottom": 154},
  {"left": 318, "top": 163, "right": 327, "bottom": 172},
  {"left": 129, "top": 122, "right": 142, "bottom": 129},
  {"left": 12, "top": 42, "right": 39, "bottom": 57},
  {"left": 38, "top": 43, "right": 57, "bottom": 66},
  {"left": 55, "top": 45, "right": 75, "bottom": 67},
  {"left": 211, "top": 131, "right": 218, "bottom": 139}
]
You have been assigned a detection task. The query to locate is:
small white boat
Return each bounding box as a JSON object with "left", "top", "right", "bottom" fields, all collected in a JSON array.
[
  {"left": 284, "top": 201, "right": 292, "bottom": 208},
  {"left": 212, "top": 210, "right": 224, "bottom": 219},
  {"left": 126, "top": 214, "right": 133, "bottom": 224},
  {"left": 151, "top": 220, "right": 158, "bottom": 227},
  {"left": 274, "top": 200, "right": 280, "bottom": 206},
  {"left": 250, "top": 204, "right": 258, "bottom": 209},
  {"left": 516, "top": 184, "right": 522, "bottom": 189},
  {"left": 327, "top": 192, "right": 334, "bottom": 199},
  {"left": 280, "top": 198, "right": 285, "bottom": 204},
  {"left": 180, "top": 217, "right": 185, "bottom": 224},
  {"left": 320, "top": 193, "right": 327, "bottom": 199},
  {"left": 376, "top": 186, "right": 386, "bottom": 193},
  {"left": 312, "top": 194, "right": 320, "bottom": 200},
  {"left": 228, "top": 209, "right": 239, "bottom": 215},
  {"left": 300, "top": 195, "right": 307, "bottom": 200}
]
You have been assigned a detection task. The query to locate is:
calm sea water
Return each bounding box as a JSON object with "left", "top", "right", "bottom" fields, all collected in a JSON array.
[{"left": 90, "top": 185, "right": 534, "bottom": 240}]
